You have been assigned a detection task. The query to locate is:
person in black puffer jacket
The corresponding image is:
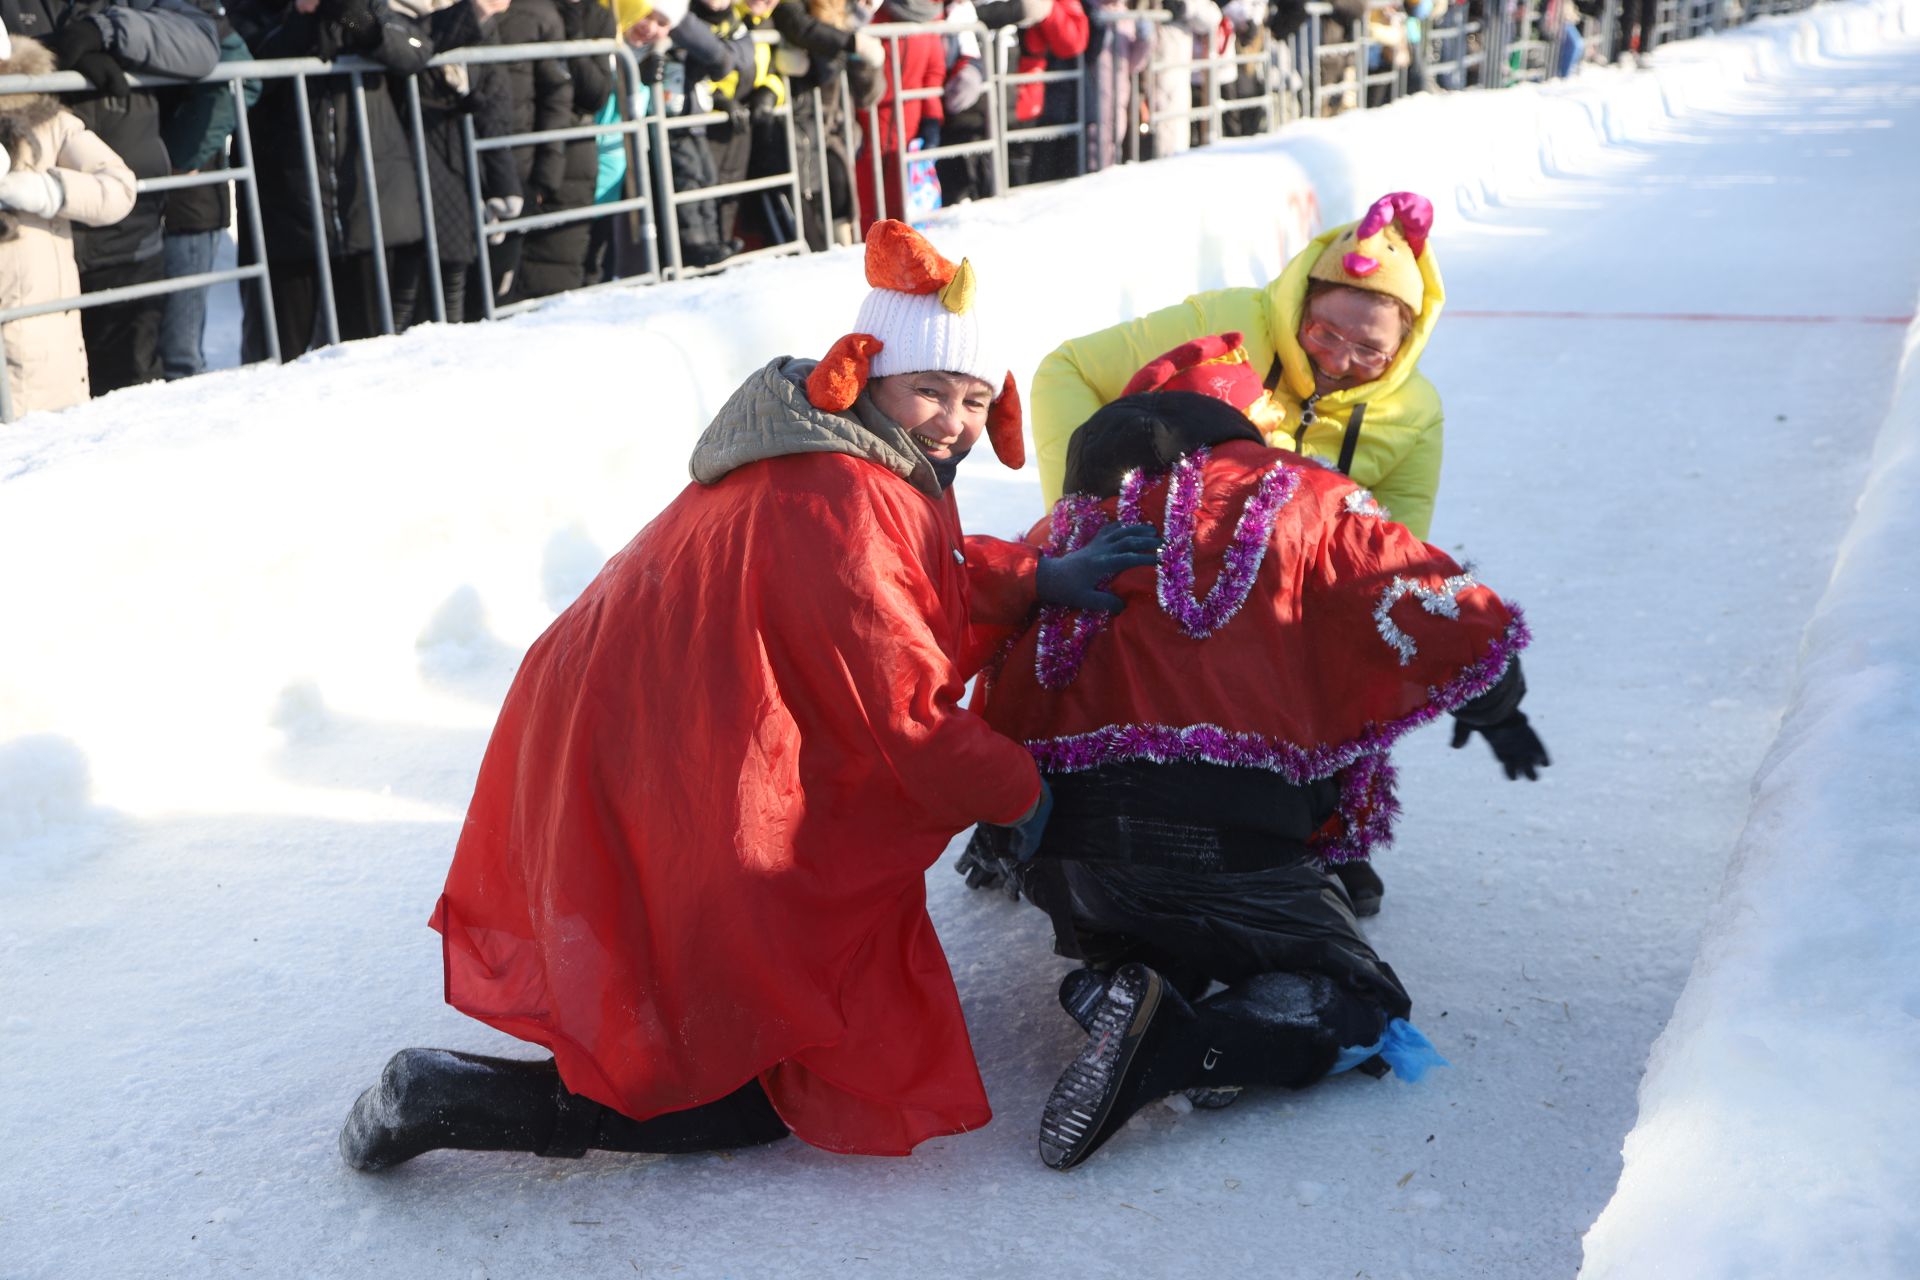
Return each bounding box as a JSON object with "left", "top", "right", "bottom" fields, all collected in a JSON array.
[
  {"left": 0, "top": 0, "right": 218, "bottom": 394},
  {"left": 229, "top": 0, "right": 487, "bottom": 358},
  {"left": 511, "top": 0, "right": 613, "bottom": 300},
  {"left": 389, "top": 0, "right": 516, "bottom": 326}
]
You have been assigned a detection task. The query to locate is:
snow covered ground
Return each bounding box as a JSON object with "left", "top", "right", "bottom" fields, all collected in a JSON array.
[{"left": 3, "top": 2, "right": 1918, "bottom": 1275}]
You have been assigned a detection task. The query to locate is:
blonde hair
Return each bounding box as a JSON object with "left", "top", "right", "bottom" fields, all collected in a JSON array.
[{"left": 807, "top": 0, "right": 850, "bottom": 25}]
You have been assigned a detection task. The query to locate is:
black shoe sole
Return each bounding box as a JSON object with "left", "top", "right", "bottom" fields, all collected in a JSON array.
[{"left": 1038, "top": 964, "right": 1163, "bottom": 1171}]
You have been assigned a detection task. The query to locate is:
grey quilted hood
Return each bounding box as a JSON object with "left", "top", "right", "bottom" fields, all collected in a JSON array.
[{"left": 688, "top": 358, "right": 943, "bottom": 499}]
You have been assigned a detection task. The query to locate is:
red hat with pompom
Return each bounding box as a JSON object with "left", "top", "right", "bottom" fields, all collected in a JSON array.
[{"left": 1122, "top": 331, "right": 1265, "bottom": 411}]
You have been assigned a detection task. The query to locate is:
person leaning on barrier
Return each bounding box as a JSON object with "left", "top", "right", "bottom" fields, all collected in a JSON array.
[
  {"left": 155, "top": 2, "right": 253, "bottom": 382},
  {"left": 618, "top": 0, "right": 754, "bottom": 268},
  {"left": 0, "top": 0, "right": 216, "bottom": 397},
  {"left": 767, "top": 0, "right": 884, "bottom": 249},
  {"left": 850, "top": 0, "right": 944, "bottom": 232},
  {"left": 491, "top": 0, "right": 615, "bottom": 302},
  {"left": 1004, "top": 0, "right": 1084, "bottom": 186},
  {"left": 387, "top": 0, "right": 515, "bottom": 326},
  {"left": 1024, "top": 191, "right": 1447, "bottom": 918},
  {"left": 931, "top": 0, "right": 1047, "bottom": 205},
  {"left": 229, "top": 0, "right": 492, "bottom": 356},
  {"left": 0, "top": 19, "right": 136, "bottom": 415}
]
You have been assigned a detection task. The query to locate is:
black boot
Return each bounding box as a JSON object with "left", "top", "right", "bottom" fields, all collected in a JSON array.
[
  {"left": 1332, "top": 859, "right": 1385, "bottom": 916},
  {"left": 339, "top": 1048, "right": 576, "bottom": 1171},
  {"left": 341, "top": 1050, "right": 791, "bottom": 1171},
  {"left": 1038, "top": 967, "right": 1387, "bottom": 1170}
]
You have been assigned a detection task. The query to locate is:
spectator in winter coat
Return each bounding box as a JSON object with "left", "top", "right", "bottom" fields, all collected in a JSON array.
[
  {"left": 852, "top": 0, "right": 944, "bottom": 231},
  {"left": 932, "top": 0, "right": 1038, "bottom": 205},
  {"left": 389, "top": 0, "right": 515, "bottom": 325},
  {"left": 770, "top": 0, "right": 883, "bottom": 248},
  {"left": 155, "top": 5, "right": 251, "bottom": 381},
  {"left": 1144, "top": 0, "right": 1218, "bottom": 158},
  {"left": 1005, "top": 0, "right": 1085, "bottom": 186},
  {"left": 621, "top": 0, "right": 753, "bottom": 268},
  {"left": 0, "top": 22, "right": 136, "bottom": 415},
  {"left": 337, "top": 221, "right": 1161, "bottom": 1171},
  {"left": 1030, "top": 192, "right": 1448, "bottom": 915},
  {"left": 1081, "top": 0, "right": 1147, "bottom": 171},
  {"left": 0, "top": 0, "right": 217, "bottom": 394},
  {"left": 966, "top": 381, "right": 1546, "bottom": 1170},
  {"left": 495, "top": 0, "right": 615, "bottom": 301},
  {"left": 230, "top": 0, "right": 490, "bottom": 357}
]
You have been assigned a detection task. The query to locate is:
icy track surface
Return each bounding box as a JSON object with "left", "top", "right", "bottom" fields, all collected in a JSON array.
[{"left": 4, "top": 5, "right": 1919, "bottom": 1276}]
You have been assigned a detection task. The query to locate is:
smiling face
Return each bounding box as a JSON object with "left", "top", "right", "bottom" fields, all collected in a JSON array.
[
  {"left": 1297, "top": 285, "right": 1410, "bottom": 396},
  {"left": 867, "top": 371, "right": 994, "bottom": 462}
]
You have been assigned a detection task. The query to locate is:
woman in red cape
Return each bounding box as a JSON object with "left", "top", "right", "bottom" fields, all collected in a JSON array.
[
  {"left": 961, "top": 371, "right": 1550, "bottom": 1170},
  {"left": 337, "top": 222, "right": 1159, "bottom": 1170}
]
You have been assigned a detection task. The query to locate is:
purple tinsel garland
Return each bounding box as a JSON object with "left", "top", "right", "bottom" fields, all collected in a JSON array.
[
  {"left": 1154, "top": 449, "right": 1300, "bottom": 639},
  {"left": 1023, "top": 609, "right": 1532, "bottom": 860},
  {"left": 1033, "top": 493, "right": 1116, "bottom": 689}
]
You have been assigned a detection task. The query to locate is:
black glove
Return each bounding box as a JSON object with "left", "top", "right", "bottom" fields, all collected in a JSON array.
[
  {"left": 1034, "top": 522, "right": 1161, "bottom": 612},
  {"left": 1003, "top": 778, "right": 1052, "bottom": 863},
  {"left": 914, "top": 116, "right": 940, "bottom": 150},
  {"left": 1450, "top": 711, "right": 1550, "bottom": 781},
  {"left": 1163, "top": 0, "right": 1188, "bottom": 23},
  {"left": 52, "top": 19, "right": 131, "bottom": 101},
  {"left": 746, "top": 85, "right": 780, "bottom": 128},
  {"left": 325, "top": 0, "right": 385, "bottom": 51}
]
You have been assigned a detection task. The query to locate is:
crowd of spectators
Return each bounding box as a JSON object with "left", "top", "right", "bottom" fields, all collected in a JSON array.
[{"left": 0, "top": 0, "right": 1707, "bottom": 416}]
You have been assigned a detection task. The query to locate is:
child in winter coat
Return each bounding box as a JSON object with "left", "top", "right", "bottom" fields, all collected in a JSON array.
[
  {"left": 0, "top": 24, "right": 137, "bottom": 418},
  {"left": 337, "top": 221, "right": 1159, "bottom": 1170},
  {"left": 963, "top": 360, "right": 1548, "bottom": 1169}
]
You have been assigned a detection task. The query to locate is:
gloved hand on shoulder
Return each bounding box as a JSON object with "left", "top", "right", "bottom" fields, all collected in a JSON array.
[{"left": 1035, "top": 521, "right": 1161, "bottom": 612}]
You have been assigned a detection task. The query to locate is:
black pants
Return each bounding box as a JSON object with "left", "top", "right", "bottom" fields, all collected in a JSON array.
[
  {"left": 80, "top": 258, "right": 165, "bottom": 394},
  {"left": 242, "top": 252, "right": 397, "bottom": 362}
]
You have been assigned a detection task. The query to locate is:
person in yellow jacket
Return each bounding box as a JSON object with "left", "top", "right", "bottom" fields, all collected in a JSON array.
[{"left": 1030, "top": 190, "right": 1445, "bottom": 541}]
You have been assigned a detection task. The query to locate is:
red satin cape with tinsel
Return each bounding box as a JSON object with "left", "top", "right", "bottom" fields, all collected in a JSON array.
[
  {"left": 975, "top": 439, "right": 1519, "bottom": 787},
  {"left": 432, "top": 452, "right": 1041, "bottom": 1156}
]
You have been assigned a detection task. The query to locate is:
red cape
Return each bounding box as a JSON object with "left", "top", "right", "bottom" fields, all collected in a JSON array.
[
  {"left": 433, "top": 452, "right": 1041, "bottom": 1156},
  {"left": 976, "top": 439, "right": 1527, "bottom": 858}
]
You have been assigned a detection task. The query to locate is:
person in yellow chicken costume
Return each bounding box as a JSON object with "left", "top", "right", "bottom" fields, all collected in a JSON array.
[{"left": 1030, "top": 191, "right": 1446, "bottom": 541}]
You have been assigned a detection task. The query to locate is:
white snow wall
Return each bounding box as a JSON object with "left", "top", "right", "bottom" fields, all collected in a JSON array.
[{"left": 1575, "top": 277, "right": 1920, "bottom": 1270}]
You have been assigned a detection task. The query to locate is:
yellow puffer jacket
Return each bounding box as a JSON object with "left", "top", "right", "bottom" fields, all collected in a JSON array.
[{"left": 1030, "top": 220, "right": 1448, "bottom": 539}]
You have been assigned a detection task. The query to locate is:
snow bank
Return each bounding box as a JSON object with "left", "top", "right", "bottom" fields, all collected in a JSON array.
[{"left": 1577, "top": 296, "right": 1920, "bottom": 1272}]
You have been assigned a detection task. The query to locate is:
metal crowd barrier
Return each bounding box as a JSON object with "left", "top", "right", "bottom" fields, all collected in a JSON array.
[{"left": 0, "top": 0, "right": 1835, "bottom": 422}]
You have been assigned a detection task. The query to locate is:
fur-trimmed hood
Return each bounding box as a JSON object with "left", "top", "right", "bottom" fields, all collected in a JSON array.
[{"left": 0, "top": 37, "right": 62, "bottom": 158}]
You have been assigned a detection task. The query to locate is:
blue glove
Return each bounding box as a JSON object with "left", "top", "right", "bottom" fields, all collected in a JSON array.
[
  {"left": 1006, "top": 779, "right": 1052, "bottom": 863},
  {"left": 1035, "top": 522, "right": 1161, "bottom": 612}
]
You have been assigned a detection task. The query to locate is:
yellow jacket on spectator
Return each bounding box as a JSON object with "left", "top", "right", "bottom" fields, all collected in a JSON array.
[{"left": 1030, "top": 220, "right": 1448, "bottom": 539}]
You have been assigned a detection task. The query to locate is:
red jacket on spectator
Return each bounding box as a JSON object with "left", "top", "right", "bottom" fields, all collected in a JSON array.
[
  {"left": 855, "top": 2, "right": 947, "bottom": 228},
  {"left": 1017, "top": 0, "right": 1089, "bottom": 122}
]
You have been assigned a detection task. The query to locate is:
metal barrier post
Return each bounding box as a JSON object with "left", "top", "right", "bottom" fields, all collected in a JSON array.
[
  {"left": 230, "top": 76, "right": 282, "bottom": 366},
  {"left": 890, "top": 33, "right": 908, "bottom": 225},
  {"left": 649, "top": 71, "right": 685, "bottom": 275},
  {"left": 347, "top": 72, "right": 395, "bottom": 336},
  {"left": 459, "top": 111, "right": 496, "bottom": 321},
  {"left": 402, "top": 75, "right": 446, "bottom": 325},
  {"left": 292, "top": 74, "right": 341, "bottom": 348}
]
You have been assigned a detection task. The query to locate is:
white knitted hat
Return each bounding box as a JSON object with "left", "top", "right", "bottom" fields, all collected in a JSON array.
[
  {"left": 854, "top": 285, "right": 1002, "bottom": 387},
  {"left": 807, "top": 220, "right": 1025, "bottom": 469}
]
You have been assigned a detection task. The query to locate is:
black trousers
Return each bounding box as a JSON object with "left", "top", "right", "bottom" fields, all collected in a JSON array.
[
  {"left": 80, "top": 258, "right": 165, "bottom": 395},
  {"left": 242, "top": 252, "right": 396, "bottom": 362}
]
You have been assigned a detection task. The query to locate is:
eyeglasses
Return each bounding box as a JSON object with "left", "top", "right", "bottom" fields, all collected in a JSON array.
[{"left": 1300, "top": 320, "right": 1396, "bottom": 375}]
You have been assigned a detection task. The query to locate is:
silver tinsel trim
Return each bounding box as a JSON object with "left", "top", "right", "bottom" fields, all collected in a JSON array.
[
  {"left": 1373, "top": 573, "right": 1477, "bottom": 665},
  {"left": 1343, "top": 488, "right": 1390, "bottom": 520}
]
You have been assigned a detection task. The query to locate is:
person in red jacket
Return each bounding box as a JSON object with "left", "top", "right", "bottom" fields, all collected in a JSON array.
[
  {"left": 336, "top": 221, "right": 1159, "bottom": 1170},
  {"left": 853, "top": 0, "right": 946, "bottom": 229},
  {"left": 1008, "top": 0, "right": 1087, "bottom": 186},
  {"left": 966, "top": 337, "right": 1549, "bottom": 1169}
]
